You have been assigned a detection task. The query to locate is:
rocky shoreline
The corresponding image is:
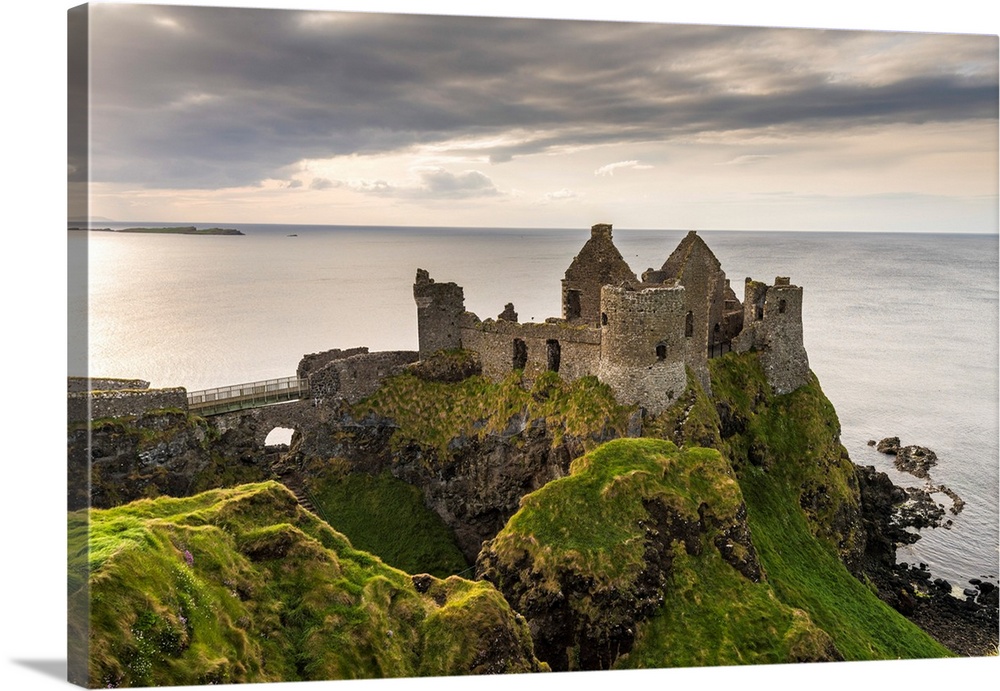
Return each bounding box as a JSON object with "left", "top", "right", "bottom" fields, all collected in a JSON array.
[{"left": 859, "top": 437, "right": 998, "bottom": 657}]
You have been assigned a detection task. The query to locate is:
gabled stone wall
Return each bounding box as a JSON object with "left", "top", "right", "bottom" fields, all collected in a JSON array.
[{"left": 561, "top": 224, "right": 639, "bottom": 326}]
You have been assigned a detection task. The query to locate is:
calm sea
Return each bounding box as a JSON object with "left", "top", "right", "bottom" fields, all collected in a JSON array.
[{"left": 68, "top": 224, "right": 999, "bottom": 587}]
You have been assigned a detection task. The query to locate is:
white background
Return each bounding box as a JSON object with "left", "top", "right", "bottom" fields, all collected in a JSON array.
[{"left": 3, "top": 2, "right": 998, "bottom": 690}]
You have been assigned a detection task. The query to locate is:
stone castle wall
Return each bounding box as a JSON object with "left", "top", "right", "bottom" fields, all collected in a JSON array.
[
  {"left": 561, "top": 224, "right": 639, "bottom": 326},
  {"left": 68, "top": 377, "right": 150, "bottom": 393},
  {"left": 408, "top": 225, "right": 808, "bottom": 412},
  {"left": 414, "top": 269, "right": 466, "bottom": 359},
  {"left": 460, "top": 317, "right": 601, "bottom": 382},
  {"left": 68, "top": 387, "right": 189, "bottom": 423},
  {"left": 297, "top": 346, "right": 370, "bottom": 379},
  {"left": 307, "top": 350, "right": 419, "bottom": 404}
]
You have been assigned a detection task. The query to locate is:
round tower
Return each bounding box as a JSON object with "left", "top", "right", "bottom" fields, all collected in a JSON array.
[{"left": 597, "top": 283, "right": 688, "bottom": 414}]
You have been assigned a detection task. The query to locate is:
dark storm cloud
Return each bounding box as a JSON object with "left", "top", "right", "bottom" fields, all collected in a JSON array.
[{"left": 87, "top": 5, "right": 998, "bottom": 189}]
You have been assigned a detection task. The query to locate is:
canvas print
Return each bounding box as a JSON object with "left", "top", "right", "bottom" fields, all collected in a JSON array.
[{"left": 67, "top": 2, "right": 999, "bottom": 688}]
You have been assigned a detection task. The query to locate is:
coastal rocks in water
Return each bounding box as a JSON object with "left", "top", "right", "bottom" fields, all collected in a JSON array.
[
  {"left": 895, "top": 445, "right": 938, "bottom": 478},
  {"left": 854, "top": 464, "right": 997, "bottom": 656},
  {"left": 869, "top": 436, "right": 963, "bottom": 517},
  {"left": 873, "top": 436, "right": 900, "bottom": 454},
  {"left": 872, "top": 436, "right": 937, "bottom": 478},
  {"left": 895, "top": 487, "right": 947, "bottom": 531}
]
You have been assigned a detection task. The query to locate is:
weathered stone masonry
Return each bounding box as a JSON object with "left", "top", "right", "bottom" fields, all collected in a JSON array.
[
  {"left": 415, "top": 224, "right": 809, "bottom": 412},
  {"left": 298, "top": 346, "right": 423, "bottom": 405},
  {"left": 733, "top": 276, "right": 809, "bottom": 395},
  {"left": 68, "top": 387, "right": 189, "bottom": 423}
]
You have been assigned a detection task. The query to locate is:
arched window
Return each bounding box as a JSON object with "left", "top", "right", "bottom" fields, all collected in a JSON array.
[
  {"left": 512, "top": 338, "right": 527, "bottom": 370},
  {"left": 546, "top": 339, "right": 561, "bottom": 372},
  {"left": 601, "top": 312, "right": 608, "bottom": 326},
  {"left": 779, "top": 299, "right": 787, "bottom": 314},
  {"left": 566, "top": 290, "right": 582, "bottom": 320},
  {"left": 656, "top": 343, "right": 667, "bottom": 360},
  {"left": 685, "top": 311, "right": 693, "bottom": 338}
]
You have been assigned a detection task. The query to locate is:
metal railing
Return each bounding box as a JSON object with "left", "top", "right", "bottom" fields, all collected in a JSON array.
[
  {"left": 187, "top": 376, "right": 310, "bottom": 415},
  {"left": 708, "top": 340, "right": 733, "bottom": 359}
]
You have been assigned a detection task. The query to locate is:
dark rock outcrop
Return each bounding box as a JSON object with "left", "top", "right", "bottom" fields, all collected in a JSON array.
[
  {"left": 873, "top": 436, "right": 940, "bottom": 479},
  {"left": 853, "top": 464, "right": 998, "bottom": 656},
  {"left": 294, "top": 412, "right": 586, "bottom": 562},
  {"left": 68, "top": 410, "right": 273, "bottom": 510}
]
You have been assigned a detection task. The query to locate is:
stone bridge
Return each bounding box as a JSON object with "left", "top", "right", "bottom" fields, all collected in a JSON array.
[{"left": 209, "top": 399, "right": 338, "bottom": 449}]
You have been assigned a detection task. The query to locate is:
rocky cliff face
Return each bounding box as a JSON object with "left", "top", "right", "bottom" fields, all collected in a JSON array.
[
  {"left": 474, "top": 439, "right": 838, "bottom": 671},
  {"left": 289, "top": 408, "right": 598, "bottom": 563},
  {"left": 68, "top": 410, "right": 272, "bottom": 510}
]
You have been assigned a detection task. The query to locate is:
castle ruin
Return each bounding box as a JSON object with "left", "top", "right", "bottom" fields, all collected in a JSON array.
[{"left": 415, "top": 224, "right": 808, "bottom": 413}]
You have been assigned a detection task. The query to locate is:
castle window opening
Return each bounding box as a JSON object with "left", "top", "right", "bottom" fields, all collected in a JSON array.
[
  {"left": 755, "top": 305, "right": 764, "bottom": 321},
  {"left": 656, "top": 343, "right": 667, "bottom": 360},
  {"left": 512, "top": 339, "right": 528, "bottom": 371},
  {"left": 566, "top": 290, "right": 582, "bottom": 320},
  {"left": 601, "top": 312, "right": 608, "bottom": 326},
  {"left": 546, "top": 339, "right": 561, "bottom": 372},
  {"left": 779, "top": 299, "right": 787, "bottom": 314},
  {"left": 685, "top": 311, "right": 693, "bottom": 338}
]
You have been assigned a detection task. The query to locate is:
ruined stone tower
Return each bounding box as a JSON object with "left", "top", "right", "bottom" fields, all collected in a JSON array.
[
  {"left": 733, "top": 277, "right": 809, "bottom": 394},
  {"left": 562, "top": 223, "right": 639, "bottom": 326},
  {"left": 638, "top": 230, "right": 742, "bottom": 394},
  {"left": 597, "top": 282, "right": 689, "bottom": 414},
  {"left": 411, "top": 223, "right": 809, "bottom": 413},
  {"left": 413, "top": 269, "right": 465, "bottom": 359}
]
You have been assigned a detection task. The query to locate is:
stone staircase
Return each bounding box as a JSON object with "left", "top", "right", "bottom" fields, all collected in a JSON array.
[{"left": 278, "top": 471, "right": 321, "bottom": 516}]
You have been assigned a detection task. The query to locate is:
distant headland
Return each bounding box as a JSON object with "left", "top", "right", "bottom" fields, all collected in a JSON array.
[{"left": 69, "top": 225, "right": 244, "bottom": 235}]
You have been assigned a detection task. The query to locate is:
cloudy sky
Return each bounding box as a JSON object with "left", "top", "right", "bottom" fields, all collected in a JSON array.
[{"left": 74, "top": 1, "right": 998, "bottom": 232}]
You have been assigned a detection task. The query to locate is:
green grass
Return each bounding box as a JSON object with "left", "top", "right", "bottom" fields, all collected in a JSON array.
[
  {"left": 618, "top": 548, "right": 836, "bottom": 668},
  {"left": 482, "top": 437, "right": 835, "bottom": 669},
  {"left": 706, "top": 352, "right": 951, "bottom": 660},
  {"left": 70, "top": 482, "right": 543, "bottom": 686},
  {"left": 354, "top": 370, "right": 635, "bottom": 461},
  {"left": 306, "top": 467, "right": 469, "bottom": 577},
  {"left": 709, "top": 352, "right": 864, "bottom": 560},
  {"left": 480, "top": 353, "right": 954, "bottom": 669},
  {"left": 739, "top": 465, "right": 950, "bottom": 660},
  {"left": 493, "top": 438, "right": 742, "bottom": 588}
]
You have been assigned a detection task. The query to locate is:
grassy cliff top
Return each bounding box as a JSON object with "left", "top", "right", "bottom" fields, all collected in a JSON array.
[
  {"left": 354, "top": 370, "right": 635, "bottom": 460},
  {"left": 490, "top": 438, "right": 743, "bottom": 588},
  {"left": 69, "top": 482, "right": 544, "bottom": 687},
  {"left": 479, "top": 437, "right": 839, "bottom": 669}
]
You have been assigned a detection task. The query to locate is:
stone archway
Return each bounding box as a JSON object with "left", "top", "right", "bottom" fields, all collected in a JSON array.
[
  {"left": 265, "top": 426, "right": 296, "bottom": 448},
  {"left": 211, "top": 399, "right": 325, "bottom": 450}
]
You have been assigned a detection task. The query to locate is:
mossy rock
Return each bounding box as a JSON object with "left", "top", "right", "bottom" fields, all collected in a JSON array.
[
  {"left": 70, "top": 482, "right": 545, "bottom": 687},
  {"left": 476, "top": 438, "right": 835, "bottom": 671}
]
